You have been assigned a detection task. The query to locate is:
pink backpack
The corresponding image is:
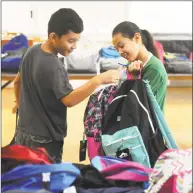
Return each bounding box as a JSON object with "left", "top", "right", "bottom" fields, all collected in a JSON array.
[
  {"left": 83, "top": 85, "right": 119, "bottom": 160},
  {"left": 146, "top": 149, "right": 192, "bottom": 193},
  {"left": 190, "top": 52, "right": 192, "bottom": 61},
  {"left": 154, "top": 40, "right": 165, "bottom": 63},
  {"left": 91, "top": 156, "right": 153, "bottom": 183}
]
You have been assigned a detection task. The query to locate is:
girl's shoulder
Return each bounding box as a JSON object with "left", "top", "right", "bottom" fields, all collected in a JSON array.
[{"left": 144, "top": 55, "right": 166, "bottom": 74}]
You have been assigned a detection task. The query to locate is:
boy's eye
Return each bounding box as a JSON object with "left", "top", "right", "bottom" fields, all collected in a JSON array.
[{"left": 68, "top": 40, "right": 75, "bottom": 43}]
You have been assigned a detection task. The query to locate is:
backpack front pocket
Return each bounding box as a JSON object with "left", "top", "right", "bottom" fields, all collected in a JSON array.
[{"left": 102, "top": 126, "right": 151, "bottom": 168}]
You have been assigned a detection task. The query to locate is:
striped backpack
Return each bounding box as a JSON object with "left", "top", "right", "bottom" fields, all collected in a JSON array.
[{"left": 146, "top": 149, "right": 192, "bottom": 193}]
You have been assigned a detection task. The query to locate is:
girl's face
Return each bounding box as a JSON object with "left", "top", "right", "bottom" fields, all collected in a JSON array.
[{"left": 112, "top": 33, "right": 142, "bottom": 62}]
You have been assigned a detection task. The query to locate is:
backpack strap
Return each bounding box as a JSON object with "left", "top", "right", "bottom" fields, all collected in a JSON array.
[
  {"left": 144, "top": 81, "right": 178, "bottom": 149},
  {"left": 126, "top": 64, "right": 143, "bottom": 80}
]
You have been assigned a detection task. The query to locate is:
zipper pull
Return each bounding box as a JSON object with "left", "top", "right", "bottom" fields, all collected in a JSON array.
[{"left": 42, "top": 172, "right": 50, "bottom": 190}]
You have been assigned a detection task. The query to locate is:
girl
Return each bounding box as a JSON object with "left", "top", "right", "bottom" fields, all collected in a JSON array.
[{"left": 112, "top": 21, "right": 167, "bottom": 112}]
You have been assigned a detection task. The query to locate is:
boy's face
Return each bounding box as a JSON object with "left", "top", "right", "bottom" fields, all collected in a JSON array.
[{"left": 50, "top": 31, "right": 80, "bottom": 56}]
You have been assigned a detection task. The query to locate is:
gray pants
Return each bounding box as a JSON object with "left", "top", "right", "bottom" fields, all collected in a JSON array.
[{"left": 14, "top": 130, "right": 64, "bottom": 163}]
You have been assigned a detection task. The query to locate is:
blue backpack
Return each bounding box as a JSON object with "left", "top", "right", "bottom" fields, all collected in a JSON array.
[
  {"left": 100, "top": 46, "right": 120, "bottom": 59},
  {"left": 1, "top": 34, "right": 28, "bottom": 54},
  {"left": 1, "top": 34, "right": 28, "bottom": 73},
  {"left": 1, "top": 163, "right": 80, "bottom": 193}
]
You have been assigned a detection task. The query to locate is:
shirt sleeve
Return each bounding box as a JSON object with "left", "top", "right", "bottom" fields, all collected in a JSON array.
[{"left": 51, "top": 65, "right": 73, "bottom": 100}]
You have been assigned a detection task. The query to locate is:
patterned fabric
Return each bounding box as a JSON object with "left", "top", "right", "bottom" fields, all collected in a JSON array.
[
  {"left": 145, "top": 149, "right": 192, "bottom": 193},
  {"left": 84, "top": 85, "right": 118, "bottom": 135},
  {"left": 83, "top": 69, "right": 132, "bottom": 136},
  {"left": 83, "top": 85, "right": 119, "bottom": 160}
]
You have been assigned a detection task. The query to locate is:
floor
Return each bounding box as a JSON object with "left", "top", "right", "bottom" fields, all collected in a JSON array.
[{"left": 1, "top": 86, "right": 192, "bottom": 164}]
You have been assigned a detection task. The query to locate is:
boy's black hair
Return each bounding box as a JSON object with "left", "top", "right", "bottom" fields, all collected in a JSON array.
[{"left": 48, "top": 8, "right": 84, "bottom": 37}]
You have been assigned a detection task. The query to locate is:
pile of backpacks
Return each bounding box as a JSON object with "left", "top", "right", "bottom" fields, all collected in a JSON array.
[
  {"left": 2, "top": 144, "right": 192, "bottom": 193},
  {"left": 164, "top": 52, "right": 192, "bottom": 74},
  {"left": 64, "top": 45, "right": 128, "bottom": 74},
  {"left": 2, "top": 78, "right": 192, "bottom": 193},
  {"left": 82, "top": 77, "right": 192, "bottom": 192},
  {"left": 154, "top": 39, "right": 193, "bottom": 74},
  {"left": 99, "top": 46, "right": 128, "bottom": 73}
]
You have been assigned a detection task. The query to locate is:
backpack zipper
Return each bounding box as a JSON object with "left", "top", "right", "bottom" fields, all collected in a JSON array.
[{"left": 104, "top": 134, "right": 139, "bottom": 146}]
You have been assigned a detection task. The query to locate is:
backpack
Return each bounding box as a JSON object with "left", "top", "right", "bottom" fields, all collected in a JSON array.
[
  {"left": 1, "top": 34, "right": 28, "bottom": 73},
  {"left": 100, "top": 46, "right": 120, "bottom": 59},
  {"left": 92, "top": 156, "right": 153, "bottom": 181},
  {"left": 1, "top": 144, "right": 54, "bottom": 174},
  {"left": 101, "top": 79, "right": 175, "bottom": 168},
  {"left": 146, "top": 149, "right": 192, "bottom": 193},
  {"left": 68, "top": 187, "right": 144, "bottom": 193},
  {"left": 91, "top": 156, "right": 153, "bottom": 190},
  {"left": 1, "top": 163, "right": 80, "bottom": 193},
  {"left": 1, "top": 48, "right": 27, "bottom": 73},
  {"left": 82, "top": 70, "right": 134, "bottom": 161},
  {"left": 190, "top": 52, "right": 192, "bottom": 61},
  {"left": 1, "top": 144, "right": 54, "bottom": 164},
  {"left": 83, "top": 85, "right": 119, "bottom": 160},
  {"left": 144, "top": 81, "right": 178, "bottom": 149},
  {"left": 83, "top": 73, "right": 177, "bottom": 167},
  {"left": 3, "top": 190, "right": 53, "bottom": 193},
  {"left": 154, "top": 40, "right": 165, "bottom": 63},
  {"left": 1, "top": 34, "right": 28, "bottom": 54}
]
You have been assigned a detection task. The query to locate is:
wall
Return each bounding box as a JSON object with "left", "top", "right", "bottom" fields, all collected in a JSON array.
[
  {"left": 2, "top": 1, "right": 192, "bottom": 39},
  {"left": 31, "top": 1, "right": 129, "bottom": 41},
  {"left": 127, "top": 1, "right": 192, "bottom": 34},
  {"left": 2, "top": 2, "right": 32, "bottom": 35},
  {"left": 2, "top": 1, "right": 129, "bottom": 41}
]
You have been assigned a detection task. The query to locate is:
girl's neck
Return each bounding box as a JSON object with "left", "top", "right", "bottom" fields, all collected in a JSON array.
[{"left": 137, "top": 46, "right": 151, "bottom": 66}]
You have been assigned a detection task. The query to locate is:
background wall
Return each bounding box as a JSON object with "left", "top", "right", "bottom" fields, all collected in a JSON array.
[
  {"left": 127, "top": 1, "right": 192, "bottom": 34},
  {"left": 2, "top": 1, "right": 129, "bottom": 41},
  {"left": 2, "top": 1, "right": 192, "bottom": 41}
]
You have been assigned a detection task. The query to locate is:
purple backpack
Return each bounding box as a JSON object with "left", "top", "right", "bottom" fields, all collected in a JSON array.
[
  {"left": 91, "top": 156, "right": 153, "bottom": 189},
  {"left": 83, "top": 85, "right": 118, "bottom": 160}
]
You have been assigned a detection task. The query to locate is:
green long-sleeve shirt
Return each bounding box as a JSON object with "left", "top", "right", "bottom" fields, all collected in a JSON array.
[{"left": 142, "top": 55, "right": 168, "bottom": 112}]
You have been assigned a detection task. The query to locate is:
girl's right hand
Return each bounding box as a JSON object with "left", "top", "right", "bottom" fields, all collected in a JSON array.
[{"left": 128, "top": 60, "right": 142, "bottom": 73}]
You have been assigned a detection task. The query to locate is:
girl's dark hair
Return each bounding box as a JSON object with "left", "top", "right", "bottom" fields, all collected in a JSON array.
[{"left": 112, "top": 21, "right": 160, "bottom": 59}]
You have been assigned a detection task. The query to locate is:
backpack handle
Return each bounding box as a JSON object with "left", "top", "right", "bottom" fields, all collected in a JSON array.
[{"left": 127, "top": 64, "right": 143, "bottom": 80}]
